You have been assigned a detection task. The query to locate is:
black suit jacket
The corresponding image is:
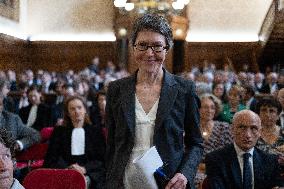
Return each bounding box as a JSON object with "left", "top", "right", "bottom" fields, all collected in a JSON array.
[
  {"left": 19, "top": 104, "right": 51, "bottom": 131},
  {"left": 44, "top": 124, "right": 106, "bottom": 188},
  {"left": 105, "top": 69, "right": 203, "bottom": 189},
  {"left": 205, "top": 144, "right": 284, "bottom": 189}
]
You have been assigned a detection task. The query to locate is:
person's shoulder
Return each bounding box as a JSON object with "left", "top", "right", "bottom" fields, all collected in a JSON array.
[
  {"left": 2, "top": 110, "right": 20, "bottom": 119},
  {"left": 168, "top": 72, "right": 194, "bottom": 86},
  {"left": 109, "top": 75, "right": 133, "bottom": 86},
  {"left": 254, "top": 147, "right": 278, "bottom": 161},
  {"left": 214, "top": 121, "right": 231, "bottom": 129},
  {"left": 206, "top": 144, "right": 234, "bottom": 159},
  {"left": 107, "top": 75, "right": 134, "bottom": 92},
  {"left": 166, "top": 73, "right": 195, "bottom": 94}
]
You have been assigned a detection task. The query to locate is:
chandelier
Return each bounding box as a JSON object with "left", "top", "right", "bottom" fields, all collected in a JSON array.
[{"left": 113, "top": 0, "right": 190, "bottom": 15}]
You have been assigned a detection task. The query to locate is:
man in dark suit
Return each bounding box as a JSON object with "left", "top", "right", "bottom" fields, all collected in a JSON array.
[
  {"left": 205, "top": 110, "right": 284, "bottom": 189},
  {"left": 19, "top": 86, "right": 51, "bottom": 131}
]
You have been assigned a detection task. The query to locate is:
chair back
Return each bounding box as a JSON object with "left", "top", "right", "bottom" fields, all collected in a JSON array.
[
  {"left": 16, "top": 143, "right": 48, "bottom": 161},
  {"left": 40, "top": 127, "right": 54, "bottom": 142},
  {"left": 23, "top": 169, "right": 86, "bottom": 189},
  {"left": 16, "top": 143, "right": 48, "bottom": 170}
]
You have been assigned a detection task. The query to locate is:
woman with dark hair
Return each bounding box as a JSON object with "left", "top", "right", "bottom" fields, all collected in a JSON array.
[
  {"left": 44, "top": 95, "right": 106, "bottom": 188},
  {"left": 255, "top": 97, "right": 284, "bottom": 173},
  {"left": 255, "top": 97, "right": 284, "bottom": 155},
  {"left": 105, "top": 14, "right": 203, "bottom": 189},
  {"left": 212, "top": 83, "right": 227, "bottom": 103}
]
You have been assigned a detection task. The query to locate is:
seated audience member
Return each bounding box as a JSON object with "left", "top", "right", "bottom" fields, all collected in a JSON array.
[
  {"left": 0, "top": 79, "right": 16, "bottom": 113},
  {"left": 196, "top": 82, "right": 212, "bottom": 97},
  {"left": 243, "top": 85, "right": 258, "bottom": 112},
  {"left": 19, "top": 86, "right": 51, "bottom": 131},
  {"left": 278, "top": 88, "right": 284, "bottom": 129},
  {"left": 6, "top": 70, "right": 17, "bottom": 92},
  {"left": 199, "top": 94, "right": 233, "bottom": 151},
  {"left": 255, "top": 97, "right": 284, "bottom": 156},
  {"left": 254, "top": 72, "right": 265, "bottom": 93},
  {"left": 260, "top": 72, "right": 279, "bottom": 94},
  {"left": 50, "top": 82, "right": 73, "bottom": 126},
  {"left": 14, "top": 82, "right": 29, "bottom": 114},
  {"left": 0, "top": 128, "right": 25, "bottom": 189},
  {"left": 212, "top": 83, "right": 227, "bottom": 103},
  {"left": 218, "top": 85, "right": 246, "bottom": 123},
  {"left": 195, "top": 94, "right": 233, "bottom": 187},
  {"left": 278, "top": 70, "right": 284, "bottom": 90},
  {"left": 40, "top": 71, "right": 56, "bottom": 93},
  {"left": 90, "top": 90, "right": 106, "bottom": 129},
  {"left": 205, "top": 110, "right": 284, "bottom": 189},
  {"left": 44, "top": 96, "right": 106, "bottom": 189},
  {"left": 0, "top": 95, "right": 40, "bottom": 151}
]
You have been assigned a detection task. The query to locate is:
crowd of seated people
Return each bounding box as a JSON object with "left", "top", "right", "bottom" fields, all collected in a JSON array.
[{"left": 0, "top": 57, "right": 284, "bottom": 188}]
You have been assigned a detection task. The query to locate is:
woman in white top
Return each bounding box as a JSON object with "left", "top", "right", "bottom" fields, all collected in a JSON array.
[
  {"left": 44, "top": 95, "right": 106, "bottom": 189},
  {"left": 106, "top": 14, "right": 203, "bottom": 189}
]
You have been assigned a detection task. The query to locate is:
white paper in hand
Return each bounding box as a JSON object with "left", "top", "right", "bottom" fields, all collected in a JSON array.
[{"left": 132, "top": 146, "right": 163, "bottom": 189}]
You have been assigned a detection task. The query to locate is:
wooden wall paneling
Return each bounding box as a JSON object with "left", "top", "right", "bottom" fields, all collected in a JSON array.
[
  {"left": 0, "top": 34, "right": 28, "bottom": 72},
  {"left": 185, "top": 42, "right": 261, "bottom": 72},
  {"left": 28, "top": 41, "right": 116, "bottom": 72}
]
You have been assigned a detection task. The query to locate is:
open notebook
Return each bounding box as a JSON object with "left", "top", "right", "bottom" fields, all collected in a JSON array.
[{"left": 133, "top": 146, "right": 163, "bottom": 189}]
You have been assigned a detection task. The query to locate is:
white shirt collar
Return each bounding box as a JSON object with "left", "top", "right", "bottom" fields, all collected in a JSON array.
[{"left": 234, "top": 142, "right": 254, "bottom": 157}]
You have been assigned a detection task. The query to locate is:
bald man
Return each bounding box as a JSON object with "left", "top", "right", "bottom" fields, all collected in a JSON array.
[{"left": 205, "top": 110, "right": 284, "bottom": 189}]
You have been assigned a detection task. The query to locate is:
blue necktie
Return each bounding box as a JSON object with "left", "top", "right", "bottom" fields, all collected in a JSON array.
[{"left": 243, "top": 153, "right": 252, "bottom": 189}]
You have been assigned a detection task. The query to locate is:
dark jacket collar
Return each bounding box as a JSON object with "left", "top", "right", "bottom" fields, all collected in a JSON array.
[{"left": 120, "top": 68, "right": 178, "bottom": 138}]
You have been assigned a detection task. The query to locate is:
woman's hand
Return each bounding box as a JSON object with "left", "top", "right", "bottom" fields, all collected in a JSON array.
[
  {"left": 165, "top": 173, "right": 187, "bottom": 189},
  {"left": 68, "top": 163, "right": 86, "bottom": 175}
]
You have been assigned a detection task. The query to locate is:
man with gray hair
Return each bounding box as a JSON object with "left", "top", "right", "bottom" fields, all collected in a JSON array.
[{"left": 205, "top": 110, "right": 284, "bottom": 189}]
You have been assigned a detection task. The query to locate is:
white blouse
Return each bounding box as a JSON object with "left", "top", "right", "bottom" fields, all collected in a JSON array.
[
  {"left": 124, "top": 94, "right": 159, "bottom": 189},
  {"left": 71, "top": 128, "right": 85, "bottom": 155}
]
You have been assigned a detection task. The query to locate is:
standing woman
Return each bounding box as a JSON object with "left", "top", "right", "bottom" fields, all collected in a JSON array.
[
  {"left": 44, "top": 96, "right": 106, "bottom": 189},
  {"left": 105, "top": 14, "right": 203, "bottom": 189}
]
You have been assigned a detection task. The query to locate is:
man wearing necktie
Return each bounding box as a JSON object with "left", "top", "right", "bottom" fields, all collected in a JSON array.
[{"left": 205, "top": 110, "right": 284, "bottom": 189}]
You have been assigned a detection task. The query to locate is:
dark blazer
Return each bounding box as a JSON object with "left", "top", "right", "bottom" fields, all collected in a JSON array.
[
  {"left": 44, "top": 124, "right": 106, "bottom": 189},
  {"left": 105, "top": 69, "right": 203, "bottom": 189},
  {"left": 205, "top": 144, "right": 284, "bottom": 189},
  {"left": 19, "top": 104, "right": 51, "bottom": 131}
]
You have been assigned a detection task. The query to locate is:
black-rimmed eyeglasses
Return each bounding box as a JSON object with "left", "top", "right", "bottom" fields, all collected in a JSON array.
[{"left": 134, "top": 44, "right": 168, "bottom": 53}]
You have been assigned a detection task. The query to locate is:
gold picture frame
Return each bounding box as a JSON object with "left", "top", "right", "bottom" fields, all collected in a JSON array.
[{"left": 0, "top": 0, "right": 20, "bottom": 22}]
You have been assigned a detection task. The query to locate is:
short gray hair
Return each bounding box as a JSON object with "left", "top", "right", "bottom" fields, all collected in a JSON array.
[{"left": 130, "top": 14, "right": 173, "bottom": 50}]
